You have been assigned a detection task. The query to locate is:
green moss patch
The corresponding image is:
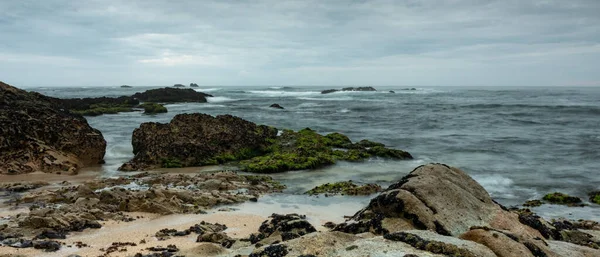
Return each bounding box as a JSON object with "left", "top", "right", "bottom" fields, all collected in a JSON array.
[
  {"left": 239, "top": 128, "right": 412, "bottom": 173},
  {"left": 140, "top": 102, "right": 167, "bottom": 114},
  {"left": 161, "top": 158, "right": 183, "bottom": 168},
  {"left": 589, "top": 191, "right": 600, "bottom": 205},
  {"left": 542, "top": 192, "right": 584, "bottom": 206},
  {"left": 72, "top": 106, "right": 134, "bottom": 116},
  {"left": 305, "top": 181, "right": 382, "bottom": 196}
]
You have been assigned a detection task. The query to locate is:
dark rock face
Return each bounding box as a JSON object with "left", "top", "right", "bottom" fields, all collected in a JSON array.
[
  {"left": 321, "top": 86, "right": 377, "bottom": 94},
  {"left": 119, "top": 113, "right": 278, "bottom": 171},
  {"left": 173, "top": 84, "right": 185, "bottom": 87},
  {"left": 249, "top": 244, "right": 288, "bottom": 257},
  {"left": 132, "top": 88, "right": 212, "bottom": 103},
  {"left": 59, "top": 96, "right": 140, "bottom": 116},
  {"left": 269, "top": 103, "right": 284, "bottom": 109},
  {"left": 249, "top": 213, "right": 317, "bottom": 244},
  {"left": 0, "top": 81, "right": 107, "bottom": 174},
  {"left": 190, "top": 83, "right": 199, "bottom": 87}
]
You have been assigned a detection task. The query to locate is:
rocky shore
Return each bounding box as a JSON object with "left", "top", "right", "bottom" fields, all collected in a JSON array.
[{"left": 1, "top": 164, "right": 598, "bottom": 256}]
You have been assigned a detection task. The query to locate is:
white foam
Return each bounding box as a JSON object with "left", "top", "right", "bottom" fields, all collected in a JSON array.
[
  {"left": 207, "top": 96, "right": 237, "bottom": 103},
  {"left": 194, "top": 88, "right": 221, "bottom": 92},
  {"left": 472, "top": 175, "right": 516, "bottom": 199},
  {"left": 297, "top": 96, "right": 354, "bottom": 101},
  {"left": 246, "top": 90, "right": 320, "bottom": 97},
  {"left": 338, "top": 108, "right": 351, "bottom": 113}
]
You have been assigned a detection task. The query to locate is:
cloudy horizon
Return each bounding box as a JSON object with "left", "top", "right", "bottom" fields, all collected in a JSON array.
[{"left": 1, "top": 0, "right": 599, "bottom": 88}]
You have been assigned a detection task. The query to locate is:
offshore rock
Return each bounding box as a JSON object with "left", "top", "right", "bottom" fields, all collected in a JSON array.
[
  {"left": 0, "top": 81, "right": 106, "bottom": 174},
  {"left": 321, "top": 86, "right": 377, "bottom": 94},
  {"left": 132, "top": 88, "right": 212, "bottom": 103},
  {"left": 119, "top": 113, "right": 278, "bottom": 171}
]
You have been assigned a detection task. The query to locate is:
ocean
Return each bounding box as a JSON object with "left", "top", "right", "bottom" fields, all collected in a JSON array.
[{"left": 28, "top": 85, "right": 600, "bottom": 221}]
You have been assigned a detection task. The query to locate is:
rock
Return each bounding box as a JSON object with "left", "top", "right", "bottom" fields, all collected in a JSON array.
[
  {"left": 523, "top": 200, "right": 543, "bottom": 207},
  {"left": 121, "top": 85, "right": 132, "bottom": 88},
  {"left": 0, "top": 181, "right": 49, "bottom": 192},
  {"left": 196, "top": 232, "right": 235, "bottom": 248},
  {"left": 460, "top": 228, "right": 535, "bottom": 257},
  {"left": 542, "top": 192, "right": 584, "bottom": 206},
  {"left": 180, "top": 243, "right": 226, "bottom": 256},
  {"left": 139, "top": 102, "right": 167, "bottom": 114},
  {"left": 0, "top": 81, "right": 107, "bottom": 174},
  {"left": 173, "top": 84, "right": 186, "bottom": 87},
  {"left": 119, "top": 113, "right": 278, "bottom": 171},
  {"left": 249, "top": 244, "right": 289, "bottom": 257},
  {"left": 321, "top": 86, "right": 377, "bottom": 94},
  {"left": 59, "top": 95, "right": 140, "bottom": 116},
  {"left": 33, "top": 240, "right": 61, "bottom": 252},
  {"left": 389, "top": 90, "right": 395, "bottom": 93},
  {"left": 241, "top": 128, "right": 412, "bottom": 173},
  {"left": 250, "top": 213, "right": 317, "bottom": 244},
  {"left": 588, "top": 191, "right": 600, "bottom": 204},
  {"left": 269, "top": 103, "right": 284, "bottom": 109},
  {"left": 334, "top": 164, "right": 541, "bottom": 238},
  {"left": 305, "top": 181, "right": 382, "bottom": 196},
  {"left": 132, "top": 88, "right": 212, "bottom": 103},
  {"left": 385, "top": 230, "right": 497, "bottom": 257},
  {"left": 190, "top": 83, "right": 199, "bottom": 87}
]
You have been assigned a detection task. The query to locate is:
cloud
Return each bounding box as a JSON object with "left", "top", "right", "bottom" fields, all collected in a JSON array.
[{"left": 0, "top": 0, "right": 599, "bottom": 87}]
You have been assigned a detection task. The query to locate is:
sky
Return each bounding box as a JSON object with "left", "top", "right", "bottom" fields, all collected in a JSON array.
[{"left": 1, "top": 0, "right": 599, "bottom": 87}]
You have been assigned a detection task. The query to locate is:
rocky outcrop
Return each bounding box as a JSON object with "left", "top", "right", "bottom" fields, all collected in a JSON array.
[
  {"left": 119, "top": 113, "right": 278, "bottom": 171},
  {"left": 59, "top": 96, "right": 140, "bottom": 116},
  {"left": 0, "top": 81, "right": 106, "bottom": 174},
  {"left": 321, "top": 86, "right": 377, "bottom": 94},
  {"left": 190, "top": 83, "right": 199, "bottom": 87},
  {"left": 120, "top": 85, "right": 132, "bottom": 88},
  {"left": 120, "top": 114, "right": 413, "bottom": 172},
  {"left": 173, "top": 84, "right": 185, "bottom": 87},
  {"left": 332, "top": 163, "right": 600, "bottom": 257},
  {"left": 132, "top": 88, "right": 212, "bottom": 103},
  {"left": 269, "top": 103, "right": 284, "bottom": 109},
  {"left": 305, "top": 181, "right": 382, "bottom": 196}
]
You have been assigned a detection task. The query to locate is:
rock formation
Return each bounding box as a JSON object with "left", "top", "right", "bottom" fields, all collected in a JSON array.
[
  {"left": 321, "top": 86, "right": 377, "bottom": 94},
  {"left": 269, "top": 103, "right": 284, "bottom": 109},
  {"left": 119, "top": 113, "right": 278, "bottom": 171},
  {"left": 119, "top": 114, "right": 412, "bottom": 172},
  {"left": 132, "top": 88, "right": 212, "bottom": 103},
  {"left": 0, "top": 81, "right": 106, "bottom": 174}
]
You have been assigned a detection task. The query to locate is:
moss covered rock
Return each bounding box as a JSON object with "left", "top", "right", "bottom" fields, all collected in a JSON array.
[
  {"left": 523, "top": 199, "right": 543, "bottom": 207},
  {"left": 305, "top": 181, "right": 382, "bottom": 196},
  {"left": 140, "top": 102, "right": 167, "bottom": 114},
  {"left": 240, "top": 128, "right": 411, "bottom": 173},
  {"left": 589, "top": 191, "right": 600, "bottom": 205},
  {"left": 542, "top": 192, "right": 583, "bottom": 206}
]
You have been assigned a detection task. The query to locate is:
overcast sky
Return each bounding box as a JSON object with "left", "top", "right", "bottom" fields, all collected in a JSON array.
[{"left": 1, "top": 0, "right": 599, "bottom": 87}]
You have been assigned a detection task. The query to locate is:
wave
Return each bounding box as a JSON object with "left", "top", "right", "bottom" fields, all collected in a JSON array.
[
  {"left": 297, "top": 96, "right": 353, "bottom": 101},
  {"left": 337, "top": 108, "right": 351, "bottom": 113},
  {"left": 460, "top": 103, "right": 600, "bottom": 115},
  {"left": 472, "top": 174, "right": 516, "bottom": 199},
  {"left": 207, "top": 96, "right": 237, "bottom": 103},
  {"left": 246, "top": 90, "right": 320, "bottom": 97},
  {"left": 194, "top": 88, "right": 221, "bottom": 92}
]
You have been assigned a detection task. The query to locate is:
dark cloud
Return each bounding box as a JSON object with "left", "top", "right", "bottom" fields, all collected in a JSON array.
[{"left": 0, "top": 0, "right": 599, "bottom": 87}]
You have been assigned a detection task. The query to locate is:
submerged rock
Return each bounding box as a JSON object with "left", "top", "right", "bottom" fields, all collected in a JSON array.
[
  {"left": 0, "top": 81, "right": 106, "bottom": 174},
  {"left": 133, "top": 88, "right": 212, "bottom": 103},
  {"left": 139, "top": 102, "right": 167, "bottom": 114}
]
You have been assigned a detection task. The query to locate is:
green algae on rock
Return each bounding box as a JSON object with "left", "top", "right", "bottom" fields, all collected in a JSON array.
[
  {"left": 240, "top": 128, "right": 412, "bottom": 173},
  {"left": 140, "top": 102, "right": 168, "bottom": 114},
  {"left": 589, "top": 191, "right": 600, "bottom": 205},
  {"left": 305, "top": 181, "right": 382, "bottom": 196},
  {"left": 542, "top": 192, "right": 584, "bottom": 206},
  {"left": 120, "top": 115, "right": 412, "bottom": 172}
]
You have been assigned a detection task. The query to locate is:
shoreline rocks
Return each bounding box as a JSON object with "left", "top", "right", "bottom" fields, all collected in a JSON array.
[
  {"left": 120, "top": 114, "right": 412, "bottom": 172},
  {"left": 0, "top": 81, "right": 107, "bottom": 175},
  {"left": 321, "top": 86, "right": 377, "bottom": 94},
  {"left": 305, "top": 181, "right": 382, "bottom": 196}
]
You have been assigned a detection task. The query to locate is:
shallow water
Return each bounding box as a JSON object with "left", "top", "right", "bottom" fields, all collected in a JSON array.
[{"left": 18, "top": 85, "right": 600, "bottom": 221}]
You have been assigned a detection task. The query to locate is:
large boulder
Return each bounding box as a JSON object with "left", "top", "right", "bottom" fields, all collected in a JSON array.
[
  {"left": 58, "top": 96, "right": 140, "bottom": 116},
  {"left": 119, "top": 113, "right": 278, "bottom": 171},
  {"left": 333, "top": 163, "right": 600, "bottom": 257},
  {"left": 0, "top": 81, "right": 106, "bottom": 174},
  {"left": 132, "top": 88, "right": 212, "bottom": 103}
]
